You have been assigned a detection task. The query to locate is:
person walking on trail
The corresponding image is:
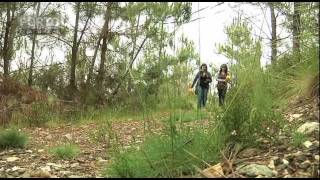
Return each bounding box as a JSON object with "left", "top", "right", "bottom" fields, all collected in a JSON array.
[
  {"left": 216, "top": 64, "right": 231, "bottom": 106},
  {"left": 190, "top": 63, "right": 212, "bottom": 109}
]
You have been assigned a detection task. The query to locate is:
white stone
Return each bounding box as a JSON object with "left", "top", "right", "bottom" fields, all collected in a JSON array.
[
  {"left": 40, "top": 166, "right": 51, "bottom": 172},
  {"left": 38, "top": 149, "right": 45, "bottom": 153},
  {"left": 303, "top": 141, "right": 313, "bottom": 148},
  {"left": 11, "top": 166, "right": 20, "bottom": 171},
  {"left": 6, "top": 157, "right": 20, "bottom": 162},
  {"left": 70, "top": 163, "right": 79, "bottom": 168},
  {"left": 46, "top": 163, "right": 63, "bottom": 169},
  {"left": 292, "top": 114, "right": 303, "bottom": 119},
  {"left": 97, "top": 157, "right": 108, "bottom": 164},
  {"left": 282, "top": 159, "right": 289, "bottom": 166},
  {"left": 65, "top": 134, "right": 73, "bottom": 140},
  {"left": 60, "top": 171, "right": 72, "bottom": 176},
  {"left": 268, "top": 160, "right": 275, "bottom": 169},
  {"left": 297, "top": 122, "right": 319, "bottom": 135},
  {"left": 69, "top": 175, "right": 83, "bottom": 178},
  {"left": 314, "top": 155, "right": 319, "bottom": 161}
]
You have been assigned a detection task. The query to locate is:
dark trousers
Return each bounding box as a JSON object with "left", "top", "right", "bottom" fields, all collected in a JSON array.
[
  {"left": 218, "top": 87, "right": 227, "bottom": 106},
  {"left": 197, "top": 86, "right": 209, "bottom": 108}
]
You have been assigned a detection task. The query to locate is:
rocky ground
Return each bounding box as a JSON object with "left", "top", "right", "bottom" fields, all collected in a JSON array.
[
  {"left": 0, "top": 116, "right": 209, "bottom": 178},
  {"left": 200, "top": 97, "right": 319, "bottom": 178},
  {"left": 0, "top": 97, "right": 319, "bottom": 178}
]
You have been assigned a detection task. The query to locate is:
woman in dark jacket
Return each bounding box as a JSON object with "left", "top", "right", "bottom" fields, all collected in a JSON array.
[{"left": 190, "top": 63, "right": 212, "bottom": 109}]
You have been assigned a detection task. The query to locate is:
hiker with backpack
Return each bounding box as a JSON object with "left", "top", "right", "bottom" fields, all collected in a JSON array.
[
  {"left": 216, "top": 64, "right": 231, "bottom": 106},
  {"left": 190, "top": 63, "right": 212, "bottom": 109}
]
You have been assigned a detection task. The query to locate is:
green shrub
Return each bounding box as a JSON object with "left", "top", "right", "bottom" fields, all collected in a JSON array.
[
  {"left": 104, "top": 115, "right": 225, "bottom": 178},
  {"left": 22, "top": 102, "right": 56, "bottom": 127},
  {"left": 50, "top": 144, "right": 80, "bottom": 159},
  {"left": 220, "top": 66, "right": 283, "bottom": 145},
  {"left": 0, "top": 129, "right": 28, "bottom": 149}
]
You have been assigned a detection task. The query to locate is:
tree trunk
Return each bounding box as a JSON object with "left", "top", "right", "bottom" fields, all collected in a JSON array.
[
  {"left": 3, "top": 4, "right": 12, "bottom": 78},
  {"left": 97, "top": 3, "right": 112, "bottom": 91},
  {"left": 69, "top": 2, "right": 81, "bottom": 91},
  {"left": 269, "top": 2, "right": 277, "bottom": 63},
  {"left": 293, "top": 2, "right": 301, "bottom": 62},
  {"left": 86, "top": 35, "right": 102, "bottom": 85},
  {"left": 127, "top": 12, "right": 141, "bottom": 93},
  {"left": 28, "top": 2, "right": 41, "bottom": 87}
]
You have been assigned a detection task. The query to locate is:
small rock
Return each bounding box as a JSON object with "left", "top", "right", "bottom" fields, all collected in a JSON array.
[
  {"left": 6, "top": 157, "right": 20, "bottom": 162},
  {"left": 65, "top": 134, "right": 73, "bottom": 141},
  {"left": 296, "top": 154, "right": 307, "bottom": 162},
  {"left": 31, "top": 170, "right": 51, "bottom": 178},
  {"left": 26, "top": 150, "right": 33, "bottom": 153},
  {"left": 278, "top": 135, "right": 287, "bottom": 140},
  {"left": 38, "top": 149, "right": 45, "bottom": 153},
  {"left": 200, "top": 163, "right": 224, "bottom": 178},
  {"left": 283, "top": 174, "right": 292, "bottom": 178},
  {"left": 297, "top": 122, "right": 319, "bottom": 135},
  {"left": 18, "top": 168, "right": 26, "bottom": 174},
  {"left": 11, "top": 166, "right": 20, "bottom": 172},
  {"left": 292, "top": 114, "right": 303, "bottom": 119},
  {"left": 69, "top": 175, "right": 83, "bottom": 178},
  {"left": 60, "top": 171, "right": 72, "bottom": 176},
  {"left": 71, "top": 163, "right": 79, "bottom": 168},
  {"left": 303, "top": 141, "right": 313, "bottom": 148},
  {"left": 287, "top": 147, "right": 294, "bottom": 151},
  {"left": 282, "top": 169, "right": 289, "bottom": 176},
  {"left": 20, "top": 172, "right": 31, "bottom": 178},
  {"left": 46, "top": 163, "right": 63, "bottom": 170},
  {"left": 299, "top": 160, "right": 311, "bottom": 170},
  {"left": 314, "top": 155, "right": 319, "bottom": 161},
  {"left": 313, "top": 140, "right": 319, "bottom": 147},
  {"left": 0, "top": 167, "right": 4, "bottom": 172},
  {"left": 272, "top": 170, "right": 278, "bottom": 176},
  {"left": 13, "top": 171, "right": 20, "bottom": 177},
  {"left": 282, "top": 159, "right": 289, "bottom": 166},
  {"left": 40, "top": 166, "right": 51, "bottom": 172},
  {"left": 236, "top": 164, "right": 274, "bottom": 177},
  {"left": 238, "top": 148, "right": 258, "bottom": 158},
  {"left": 97, "top": 157, "right": 108, "bottom": 165},
  {"left": 268, "top": 160, "right": 275, "bottom": 169},
  {"left": 295, "top": 171, "right": 311, "bottom": 178}
]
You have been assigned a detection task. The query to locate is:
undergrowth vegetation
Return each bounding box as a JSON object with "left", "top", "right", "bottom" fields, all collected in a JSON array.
[{"left": 0, "top": 129, "right": 28, "bottom": 149}]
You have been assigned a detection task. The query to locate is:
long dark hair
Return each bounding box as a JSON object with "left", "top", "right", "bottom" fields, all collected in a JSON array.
[
  {"left": 219, "top": 64, "right": 228, "bottom": 75},
  {"left": 200, "top": 63, "right": 207, "bottom": 70}
]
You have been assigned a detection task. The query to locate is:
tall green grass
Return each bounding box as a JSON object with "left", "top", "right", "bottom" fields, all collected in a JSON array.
[
  {"left": 267, "top": 44, "right": 319, "bottom": 105},
  {"left": 103, "top": 114, "right": 226, "bottom": 178}
]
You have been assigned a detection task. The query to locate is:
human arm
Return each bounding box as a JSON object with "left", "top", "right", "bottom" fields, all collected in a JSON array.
[{"left": 191, "top": 72, "right": 199, "bottom": 88}]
